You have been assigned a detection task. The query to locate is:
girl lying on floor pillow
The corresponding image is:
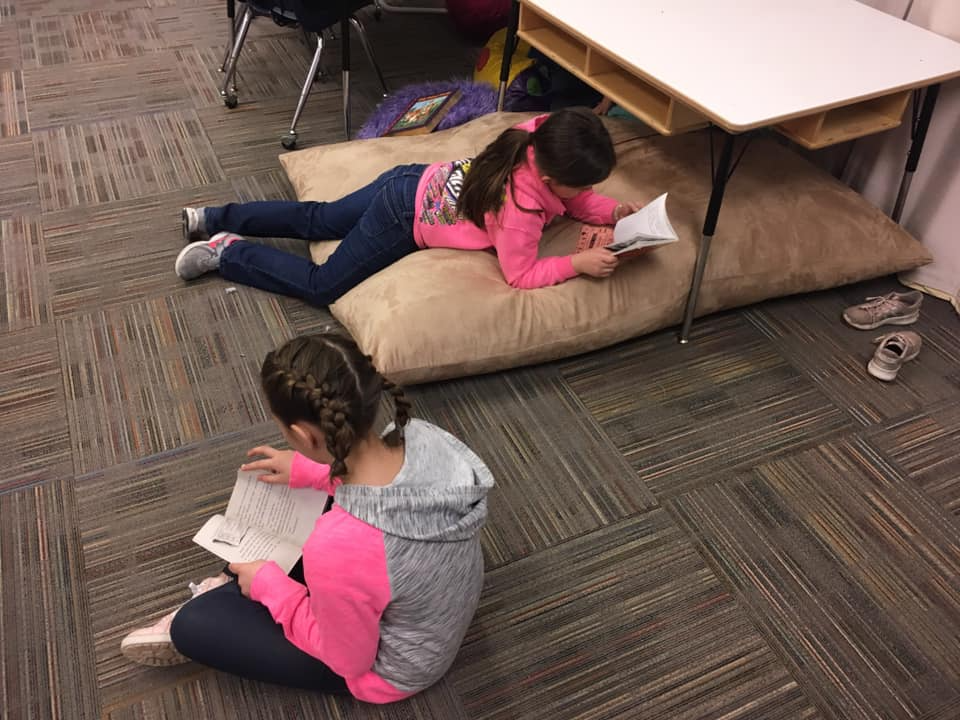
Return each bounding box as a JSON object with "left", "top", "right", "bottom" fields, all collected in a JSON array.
[{"left": 174, "top": 107, "right": 644, "bottom": 304}]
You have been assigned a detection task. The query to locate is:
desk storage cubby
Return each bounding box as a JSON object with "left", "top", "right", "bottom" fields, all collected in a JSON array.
[
  {"left": 776, "top": 90, "right": 911, "bottom": 149},
  {"left": 518, "top": 4, "right": 707, "bottom": 135}
]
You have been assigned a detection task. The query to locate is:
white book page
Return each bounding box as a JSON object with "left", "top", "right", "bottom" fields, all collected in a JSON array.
[
  {"left": 222, "top": 470, "right": 328, "bottom": 547},
  {"left": 611, "top": 193, "right": 678, "bottom": 251},
  {"left": 193, "top": 514, "right": 303, "bottom": 573}
]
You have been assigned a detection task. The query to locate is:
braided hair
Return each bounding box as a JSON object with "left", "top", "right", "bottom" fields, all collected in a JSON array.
[{"left": 261, "top": 333, "right": 411, "bottom": 478}]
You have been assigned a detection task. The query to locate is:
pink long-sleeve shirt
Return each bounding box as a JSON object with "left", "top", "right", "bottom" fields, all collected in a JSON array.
[
  {"left": 248, "top": 420, "right": 493, "bottom": 704},
  {"left": 412, "top": 114, "right": 619, "bottom": 289}
]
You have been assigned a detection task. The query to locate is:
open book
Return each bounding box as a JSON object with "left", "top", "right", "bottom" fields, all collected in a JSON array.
[
  {"left": 576, "top": 193, "right": 679, "bottom": 260},
  {"left": 193, "top": 469, "right": 328, "bottom": 573}
]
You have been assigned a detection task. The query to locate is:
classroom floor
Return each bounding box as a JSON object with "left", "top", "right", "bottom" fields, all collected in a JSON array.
[{"left": 3, "top": 1, "right": 960, "bottom": 719}]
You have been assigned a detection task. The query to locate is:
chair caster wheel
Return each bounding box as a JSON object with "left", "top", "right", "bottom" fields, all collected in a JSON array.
[
  {"left": 281, "top": 134, "right": 298, "bottom": 150},
  {"left": 224, "top": 94, "right": 238, "bottom": 109}
]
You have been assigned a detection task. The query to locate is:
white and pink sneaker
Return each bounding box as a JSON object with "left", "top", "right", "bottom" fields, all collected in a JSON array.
[
  {"left": 174, "top": 232, "right": 241, "bottom": 280},
  {"left": 120, "top": 574, "right": 230, "bottom": 666}
]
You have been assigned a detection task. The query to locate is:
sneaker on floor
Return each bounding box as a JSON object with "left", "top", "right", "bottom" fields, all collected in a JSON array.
[
  {"left": 120, "top": 574, "right": 231, "bottom": 666},
  {"left": 867, "top": 330, "right": 922, "bottom": 382},
  {"left": 842, "top": 290, "right": 922, "bottom": 330},
  {"left": 120, "top": 605, "right": 189, "bottom": 666},
  {"left": 174, "top": 232, "right": 240, "bottom": 280},
  {"left": 181, "top": 207, "right": 207, "bottom": 243}
]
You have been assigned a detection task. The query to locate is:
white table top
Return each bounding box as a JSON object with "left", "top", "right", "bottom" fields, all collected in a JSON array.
[{"left": 525, "top": 0, "right": 960, "bottom": 130}]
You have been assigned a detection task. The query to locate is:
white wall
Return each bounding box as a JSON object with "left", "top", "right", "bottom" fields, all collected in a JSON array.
[{"left": 846, "top": 0, "right": 960, "bottom": 307}]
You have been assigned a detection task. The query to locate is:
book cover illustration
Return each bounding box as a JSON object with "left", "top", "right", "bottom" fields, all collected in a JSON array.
[{"left": 386, "top": 89, "right": 462, "bottom": 137}]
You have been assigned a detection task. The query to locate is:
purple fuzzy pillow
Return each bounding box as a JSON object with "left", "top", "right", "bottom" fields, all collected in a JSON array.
[{"left": 357, "top": 79, "right": 498, "bottom": 140}]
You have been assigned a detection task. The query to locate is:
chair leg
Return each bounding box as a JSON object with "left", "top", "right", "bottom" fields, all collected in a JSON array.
[
  {"left": 282, "top": 33, "right": 325, "bottom": 150},
  {"left": 348, "top": 15, "right": 388, "bottom": 97},
  {"left": 220, "top": 7, "right": 253, "bottom": 107},
  {"left": 341, "top": 18, "right": 351, "bottom": 140},
  {"left": 219, "top": 1, "right": 244, "bottom": 74}
]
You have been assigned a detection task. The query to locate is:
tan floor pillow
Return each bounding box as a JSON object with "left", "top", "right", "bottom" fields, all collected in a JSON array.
[{"left": 279, "top": 113, "right": 930, "bottom": 385}]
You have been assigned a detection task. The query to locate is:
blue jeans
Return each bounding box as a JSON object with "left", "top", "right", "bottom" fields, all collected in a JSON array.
[{"left": 208, "top": 164, "right": 426, "bottom": 306}]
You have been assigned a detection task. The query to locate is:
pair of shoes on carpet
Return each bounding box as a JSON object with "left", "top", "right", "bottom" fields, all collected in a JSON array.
[
  {"left": 842, "top": 291, "right": 923, "bottom": 382},
  {"left": 120, "top": 573, "right": 231, "bottom": 666},
  {"left": 176, "top": 207, "right": 243, "bottom": 280}
]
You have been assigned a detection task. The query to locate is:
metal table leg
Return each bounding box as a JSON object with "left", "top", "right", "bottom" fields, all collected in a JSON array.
[
  {"left": 497, "top": 0, "right": 520, "bottom": 111},
  {"left": 891, "top": 83, "right": 940, "bottom": 223},
  {"left": 679, "top": 132, "right": 737, "bottom": 343}
]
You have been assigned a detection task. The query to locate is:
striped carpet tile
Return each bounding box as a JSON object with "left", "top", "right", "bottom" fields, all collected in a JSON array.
[
  {"left": 0, "top": 215, "right": 50, "bottom": 332},
  {"left": 74, "top": 424, "right": 279, "bottom": 704},
  {"left": 0, "top": 326, "right": 71, "bottom": 493},
  {"left": 669, "top": 436, "right": 960, "bottom": 720},
  {"left": 57, "top": 288, "right": 292, "bottom": 475},
  {"left": 231, "top": 170, "right": 296, "bottom": 203},
  {"left": 175, "top": 35, "right": 318, "bottom": 107},
  {"left": 408, "top": 365, "right": 658, "bottom": 568},
  {"left": 200, "top": 91, "right": 352, "bottom": 176},
  {"left": 0, "top": 135, "right": 39, "bottom": 217},
  {"left": 17, "top": 9, "right": 164, "bottom": 68},
  {"left": 870, "top": 399, "right": 960, "bottom": 522},
  {"left": 9, "top": 0, "right": 145, "bottom": 15},
  {"left": 24, "top": 53, "right": 190, "bottom": 129},
  {"left": 33, "top": 109, "right": 225, "bottom": 212},
  {"left": 744, "top": 282, "right": 960, "bottom": 426},
  {"left": 0, "top": 15, "right": 19, "bottom": 72},
  {"left": 42, "top": 181, "right": 236, "bottom": 318},
  {"left": 151, "top": 2, "right": 289, "bottom": 49},
  {"left": 451, "top": 510, "right": 821, "bottom": 720},
  {"left": 562, "top": 313, "right": 854, "bottom": 500},
  {"left": 0, "top": 479, "right": 99, "bottom": 720},
  {"left": 102, "top": 671, "right": 468, "bottom": 720},
  {"left": 0, "top": 69, "right": 27, "bottom": 136}
]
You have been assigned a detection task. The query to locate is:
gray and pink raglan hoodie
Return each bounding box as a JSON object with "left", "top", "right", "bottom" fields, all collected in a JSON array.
[{"left": 249, "top": 419, "right": 494, "bottom": 703}]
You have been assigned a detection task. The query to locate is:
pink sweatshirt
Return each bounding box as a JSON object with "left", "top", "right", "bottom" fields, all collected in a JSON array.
[
  {"left": 412, "top": 114, "right": 619, "bottom": 289},
  {"left": 249, "top": 420, "right": 493, "bottom": 704}
]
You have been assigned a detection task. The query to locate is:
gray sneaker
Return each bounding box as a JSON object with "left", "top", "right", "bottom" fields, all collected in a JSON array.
[
  {"left": 181, "top": 207, "right": 208, "bottom": 244},
  {"left": 842, "top": 290, "right": 921, "bottom": 330},
  {"left": 867, "top": 331, "right": 922, "bottom": 382},
  {"left": 174, "top": 232, "right": 239, "bottom": 280}
]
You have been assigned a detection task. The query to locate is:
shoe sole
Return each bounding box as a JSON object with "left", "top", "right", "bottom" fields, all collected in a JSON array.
[
  {"left": 121, "top": 638, "right": 190, "bottom": 666},
  {"left": 867, "top": 347, "right": 921, "bottom": 382},
  {"left": 843, "top": 311, "right": 919, "bottom": 330}
]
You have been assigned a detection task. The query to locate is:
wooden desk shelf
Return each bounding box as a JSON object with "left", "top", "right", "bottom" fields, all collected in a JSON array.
[
  {"left": 518, "top": 4, "right": 707, "bottom": 135},
  {"left": 776, "top": 90, "right": 910, "bottom": 149}
]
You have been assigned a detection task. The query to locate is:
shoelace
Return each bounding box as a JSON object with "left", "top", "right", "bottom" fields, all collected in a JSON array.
[{"left": 859, "top": 294, "right": 900, "bottom": 318}]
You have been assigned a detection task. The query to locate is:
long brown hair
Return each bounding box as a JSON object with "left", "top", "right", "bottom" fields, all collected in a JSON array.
[
  {"left": 260, "top": 333, "right": 411, "bottom": 478},
  {"left": 458, "top": 107, "right": 616, "bottom": 228}
]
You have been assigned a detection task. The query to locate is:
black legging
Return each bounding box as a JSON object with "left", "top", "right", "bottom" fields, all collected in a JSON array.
[{"left": 169, "top": 559, "right": 349, "bottom": 694}]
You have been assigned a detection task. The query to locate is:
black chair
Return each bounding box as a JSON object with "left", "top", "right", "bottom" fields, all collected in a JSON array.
[{"left": 219, "top": 0, "right": 388, "bottom": 147}]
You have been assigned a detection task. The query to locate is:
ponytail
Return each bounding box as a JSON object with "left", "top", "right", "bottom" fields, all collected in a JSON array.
[
  {"left": 457, "top": 128, "right": 534, "bottom": 228},
  {"left": 458, "top": 108, "right": 616, "bottom": 230}
]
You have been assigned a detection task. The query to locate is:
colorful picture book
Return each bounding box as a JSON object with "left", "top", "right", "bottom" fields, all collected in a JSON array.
[
  {"left": 385, "top": 89, "right": 463, "bottom": 137},
  {"left": 576, "top": 193, "right": 679, "bottom": 260}
]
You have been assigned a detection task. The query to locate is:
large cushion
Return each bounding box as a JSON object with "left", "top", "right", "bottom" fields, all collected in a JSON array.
[{"left": 279, "top": 113, "right": 930, "bottom": 385}]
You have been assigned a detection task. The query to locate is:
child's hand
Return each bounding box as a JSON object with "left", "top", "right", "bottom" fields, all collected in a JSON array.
[
  {"left": 593, "top": 97, "right": 614, "bottom": 116},
  {"left": 613, "top": 201, "right": 646, "bottom": 222},
  {"left": 572, "top": 247, "right": 619, "bottom": 278},
  {"left": 228, "top": 560, "right": 267, "bottom": 598},
  {"left": 242, "top": 446, "right": 295, "bottom": 485}
]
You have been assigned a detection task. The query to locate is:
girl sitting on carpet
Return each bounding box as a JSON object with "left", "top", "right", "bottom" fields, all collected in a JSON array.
[
  {"left": 120, "top": 332, "right": 494, "bottom": 704},
  {"left": 174, "top": 107, "right": 643, "bottom": 304}
]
